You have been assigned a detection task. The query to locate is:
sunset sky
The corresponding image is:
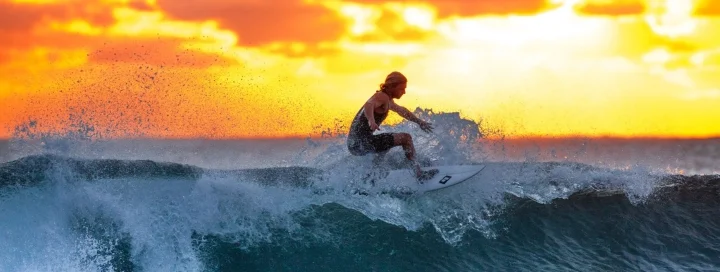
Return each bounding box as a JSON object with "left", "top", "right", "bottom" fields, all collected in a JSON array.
[{"left": 1, "top": 0, "right": 719, "bottom": 139}]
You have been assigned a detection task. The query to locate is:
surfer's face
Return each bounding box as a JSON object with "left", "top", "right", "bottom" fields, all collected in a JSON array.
[{"left": 390, "top": 83, "right": 407, "bottom": 99}]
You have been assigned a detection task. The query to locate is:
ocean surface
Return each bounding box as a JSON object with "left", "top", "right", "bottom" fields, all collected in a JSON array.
[{"left": 1, "top": 114, "right": 719, "bottom": 271}]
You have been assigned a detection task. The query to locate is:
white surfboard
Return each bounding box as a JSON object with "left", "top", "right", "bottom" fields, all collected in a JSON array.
[{"left": 361, "top": 164, "right": 486, "bottom": 195}]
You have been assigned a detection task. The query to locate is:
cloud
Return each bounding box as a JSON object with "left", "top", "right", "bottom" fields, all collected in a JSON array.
[
  {"left": 434, "top": 0, "right": 552, "bottom": 16},
  {"left": 2, "top": 31, "right": 103, "bottom": 51},
  {"left": 698, "top": 50, "right": 720, "bottom": 66},
  {"left": 575, "top": 0, "right": 645, "bottom": 16},
  {"left": 0, "top": 1, "right": 251, "bottom": 66},
  {"left": 127, "top": 0, "right": 154, "bottom": 11},
  {"left": 679, "top": 89, "right": 720, "bottom": 101},
  {"left": 155, "top": 0, "right": 347, "bottom": 46},
  {"left": 695, "top": 0, "right": 720, "bottom": 16},
  {"left": 660, "top": 39, "right": 697, "bottom": 53},
  {"left": 0, "top": 2, "right": 47, "bottom": 32},
  {"left": 347, "top": 0, "right": 552, "bottom": 17},
  {"left": 352, "top": 28, "right": 429, "bottom": 42},
  {"left": 349, "top": 7, "right": 434, "bottom": 42},
  {"left": 0, "top": 1, "right": 115, "bottom": 59},
  {"left": 0, "top": 1, "right": 114, "bottom": 32}
]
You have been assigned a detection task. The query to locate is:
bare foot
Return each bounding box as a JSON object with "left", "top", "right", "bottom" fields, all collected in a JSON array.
[{"left": 417, "top": 169, "right": 439, "bottom": 182}]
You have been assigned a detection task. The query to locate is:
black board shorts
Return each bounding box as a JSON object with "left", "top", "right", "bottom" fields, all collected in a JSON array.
[{"left": 348, "top": 133, "right": 396, "bottom": 156}]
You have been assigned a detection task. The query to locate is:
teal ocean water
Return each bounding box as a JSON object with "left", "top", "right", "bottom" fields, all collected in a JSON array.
[{"left": 1, "top": 114, "right": 719, "bottom": 271}]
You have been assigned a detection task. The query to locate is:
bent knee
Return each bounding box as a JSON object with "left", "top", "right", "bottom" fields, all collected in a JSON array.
[{"left": 393, "top": 133, "right": 412, "bottom": 144}]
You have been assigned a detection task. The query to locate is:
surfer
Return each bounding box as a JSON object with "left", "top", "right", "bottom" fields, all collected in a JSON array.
[{"left": 347, "top": 71, "right": 438, "bottom": 181}]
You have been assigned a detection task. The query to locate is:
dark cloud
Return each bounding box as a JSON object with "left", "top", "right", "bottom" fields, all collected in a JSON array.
[
  {"left": 575, "top": 1, "right": 644, "bottom": 16},
  {"left": 156, "top": 0, "right": 347, "bottom": 45}
]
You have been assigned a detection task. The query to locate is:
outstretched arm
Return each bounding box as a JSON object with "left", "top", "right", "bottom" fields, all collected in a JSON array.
[
  {"left": 390, "top": 102, "right": 421, "bottom": 123},
  {"left": 390, "top": 102, "right": 434, "bottom": 133}
]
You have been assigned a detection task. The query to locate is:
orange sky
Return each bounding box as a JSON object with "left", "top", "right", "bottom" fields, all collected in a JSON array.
[{"left": 1, "top": 0, "right": 719, "bottom": 139}]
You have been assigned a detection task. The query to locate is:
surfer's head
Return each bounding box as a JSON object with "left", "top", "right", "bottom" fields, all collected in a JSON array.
[{"left": 379, "top": 71, "right": 407, "bottom": 99}]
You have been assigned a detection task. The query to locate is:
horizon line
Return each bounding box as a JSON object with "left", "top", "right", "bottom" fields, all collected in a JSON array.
[{"left": 1, "top": 135, "right": 719, "bottom": 141}]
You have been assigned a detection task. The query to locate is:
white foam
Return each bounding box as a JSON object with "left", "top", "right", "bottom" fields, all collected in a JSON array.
[{"left": 1, "top": 108, "right": 711, "bottom": 265}]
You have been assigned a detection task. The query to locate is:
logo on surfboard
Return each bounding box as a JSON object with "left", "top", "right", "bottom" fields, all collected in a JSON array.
[{"left": 439, "top": 175, "right": 452, "bottom": 184}]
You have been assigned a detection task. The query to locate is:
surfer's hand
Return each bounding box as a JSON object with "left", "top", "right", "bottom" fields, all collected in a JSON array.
[
  {"left": 369, "top": 121, "right": 380, "bottom": 131},
  {"left": 419, "top": 121, "right": 434, "bottom": 133}
]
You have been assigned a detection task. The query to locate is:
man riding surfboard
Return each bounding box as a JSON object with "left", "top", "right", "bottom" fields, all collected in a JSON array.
[{"left": 347, "top": 71, "right": 438, "bottom": 181}]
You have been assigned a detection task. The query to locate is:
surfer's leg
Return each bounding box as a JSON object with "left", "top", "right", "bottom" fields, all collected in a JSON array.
[
  {"left": 369, "top": 133, "right": 397, "bottom": 167},
  {"left": 347, "top": 136, "right": 372, "bottom": 156},
  {"left": 370, "top": 133, "right": 397, "bottom": 154},
  {"left": 390, "top": 133, "right": 416, "bottom": 160},
  {"left": 371, "top": 133, "right": 429, "bottom": 179},
  {"left": 372, "top": 150, "right": 389, "bottom": 165},
  {"left": 391, "top": 133, "right": 424, "bottom": 177},
  {"left": 391, "top": 133, "right": 437, "bottom": 181}
]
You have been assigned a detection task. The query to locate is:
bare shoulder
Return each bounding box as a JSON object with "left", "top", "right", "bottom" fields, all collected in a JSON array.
[{"left": 368, "top": 91, "right": 390, "bottom": 104}]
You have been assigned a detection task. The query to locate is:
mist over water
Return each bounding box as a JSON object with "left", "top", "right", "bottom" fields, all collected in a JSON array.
[{"left": 1, "top": 110, "right": 720, "bottom": 271}]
